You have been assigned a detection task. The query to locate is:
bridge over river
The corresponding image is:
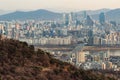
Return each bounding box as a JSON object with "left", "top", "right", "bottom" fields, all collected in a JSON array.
[{"left": 34, "top": 44, "right": 120, "bottom": 52}]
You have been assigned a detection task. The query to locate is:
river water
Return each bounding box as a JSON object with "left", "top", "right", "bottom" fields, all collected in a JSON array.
[
  {"left": 86, "top": 50, "right": 120, "bottom": 56},
  {"left": 110, "top": 50, "right": 120, "bottom": 56}
]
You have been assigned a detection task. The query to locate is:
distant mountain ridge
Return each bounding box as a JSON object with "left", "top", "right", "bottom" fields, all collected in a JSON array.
[
  {"left": 0, "top": 10, "right": 13, "bottom": 15},
  {"left": 77, "top": 8, "right": 110, "bottom": 15},
  {"left": 91, "top": 8, "right": 120, "bottom": 23},
  {"left": 106, "top": 9, "right": 120, "bottom": 23},
  {"left": 0, "top": 8, "right": 120, "bottom": 23},
  {"left": 0, "top": 9, "right": 62, "bottom": 20}
]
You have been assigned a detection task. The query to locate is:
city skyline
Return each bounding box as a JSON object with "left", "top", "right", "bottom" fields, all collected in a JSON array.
[{"left": 0, "top": 0, "right": 120, "bottom": 12}]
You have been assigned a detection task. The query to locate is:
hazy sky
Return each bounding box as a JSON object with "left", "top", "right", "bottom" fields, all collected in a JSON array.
[{"left": 0, "top": 0, "right": 120, "bottom": 12}]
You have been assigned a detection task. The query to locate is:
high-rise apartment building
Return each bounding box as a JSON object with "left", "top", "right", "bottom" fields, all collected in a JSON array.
[
  {"left": 99, "top": 12, "right": 105, "bottom": 25},
  {"left": 77, "top": 51, "right": 85, "bottom": 63}
]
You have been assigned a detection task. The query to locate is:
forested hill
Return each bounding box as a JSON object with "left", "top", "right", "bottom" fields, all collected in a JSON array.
[{"left": 0, "top": 38, "right": 117, "bottom": 80}]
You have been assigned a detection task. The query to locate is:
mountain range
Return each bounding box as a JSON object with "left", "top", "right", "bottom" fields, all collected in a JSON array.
[
  {"left": 0, "top": 9, "right": 61, "bottom": 20},
  {"left": 0, "top": 10, "right": 13, "bottom": 15},
  {"left": 0, "top": 8, "right": 120, "bottom": 23},
  {"left": 91, "top": 8, "right": 120, "bottom": 23}
]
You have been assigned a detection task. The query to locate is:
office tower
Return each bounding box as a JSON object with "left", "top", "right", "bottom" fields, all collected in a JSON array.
[
  {"left": 101, "top": 62, "right": 106, "bottom": 70},
  {"left": 68, "top": 12, "right": 73, "bottom": 25},
  {"left": 93, "top": 36, "right": 100, "bottom": 45},
  {"left": 93, "top": 55, "right": 100, "bottom": 62},
  {"left": 0, "top": 24, "right": 4, "bottom": 34},
  {"left": 63, "top": 13, "right": 69, "bottom": 26},
  {"left": 108, "top": 62, "right": 112, "bottom": 69},
  {"left": 88, "top": 30, "right": 93, "bottom": 45},
  {"left": 83, "top": 11, "right": 87, "bottom": 19},
  {"left": 106, "top": 61, "right": 112, "bottom": 69},
  {"left": 85, "top": 15, "right": 94, "bottom": 26},
  {"left": 77, "top": 51, "right": 85, "bottom": 63},
  {"left": 63, "top": 12, "right": 77, "bottom": 26},
  {"left": 15, "top": 23, "right": 20, "bottom": 39},
  {"left": 105, "top": 49, "right": 110, "bottom": 61},
  {"left": 99, "top": 50, "right": 110, "bottom": 61},
  {"left": 99, "top": 12, "right": 105, "bottom": 25}
]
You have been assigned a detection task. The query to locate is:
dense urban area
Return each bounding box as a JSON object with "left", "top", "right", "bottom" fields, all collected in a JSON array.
[{"left": 0, "top": 10, "right": 120, "bottom": 78}]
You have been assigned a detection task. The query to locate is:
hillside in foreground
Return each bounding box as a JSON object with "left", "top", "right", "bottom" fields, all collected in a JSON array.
[{"left": 0, "top": 38, "right": 117, "bottom": 80}]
